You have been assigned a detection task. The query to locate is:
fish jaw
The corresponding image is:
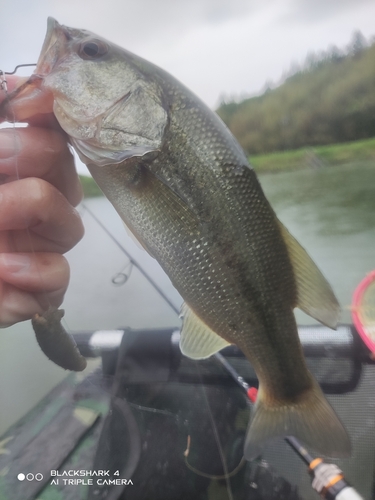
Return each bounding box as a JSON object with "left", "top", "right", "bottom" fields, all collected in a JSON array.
[
  {"left": 0, "top": 17, "right": 68, "bottom": 122},
  {"left": 36, "top": 17, "right": 72, "bottom": 77}
]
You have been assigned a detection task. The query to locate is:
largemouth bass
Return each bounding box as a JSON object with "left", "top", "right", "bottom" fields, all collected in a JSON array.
[{"left": 0, "top": 18, "right": 350, "bottom": 459}]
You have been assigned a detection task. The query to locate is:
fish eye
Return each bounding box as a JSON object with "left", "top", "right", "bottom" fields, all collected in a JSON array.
[{"left": 79, "top": 39, "right": 108, "bottom": 60}]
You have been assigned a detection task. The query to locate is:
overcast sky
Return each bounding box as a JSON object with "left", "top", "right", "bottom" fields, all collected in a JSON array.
[
  {"left": 1, "top": 0, "right": 374, "bottom": 173},
  {"left": 1, "top": 0, "right": 375, "bottom": 106}
]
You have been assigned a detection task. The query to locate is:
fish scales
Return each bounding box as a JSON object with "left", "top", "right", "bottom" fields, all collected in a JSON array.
[
  {"left": 149, "top": 79, "right": 306, "bottom": 386},
  {"left": 0, "top": 18, "right": 350, "bottom": 459},
  {"left": 88, "top": 118, "right": 320, "bottom": 423}
]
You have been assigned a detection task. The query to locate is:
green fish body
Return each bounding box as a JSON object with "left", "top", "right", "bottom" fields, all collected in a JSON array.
[{"left": 2, "top": 18, "right": 350, "bottom": 458}]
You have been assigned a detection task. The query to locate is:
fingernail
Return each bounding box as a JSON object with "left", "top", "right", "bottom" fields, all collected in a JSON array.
[
  {"left": 0, "top": 130, "right": 20, "bottom": 159},
  {"left": 0, "top": 253, "right": 31, "bottom": 273}
]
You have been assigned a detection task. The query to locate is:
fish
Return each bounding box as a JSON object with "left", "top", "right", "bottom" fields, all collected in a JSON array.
[{"left": 0, "top": 18, "right": 350, "bottom": 459}]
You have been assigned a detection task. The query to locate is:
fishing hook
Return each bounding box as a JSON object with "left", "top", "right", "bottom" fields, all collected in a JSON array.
[
  {"left": 0, "top": 71, "right": 8, "bottom": 94},
  {"left": 0, "top": 63, "right": 37, "bottom": 94},
  {"left": 2, "top": 63, "right": 37, "bottom": 75}
]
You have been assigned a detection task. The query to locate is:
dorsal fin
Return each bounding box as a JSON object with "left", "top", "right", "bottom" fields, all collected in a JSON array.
[{"left": 278, "top": 220, "right": 340, "bottom": 328}]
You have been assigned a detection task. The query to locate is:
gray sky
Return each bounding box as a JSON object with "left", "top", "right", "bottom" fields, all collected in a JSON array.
[
  {"left": 1, "top": 0, "right": 374, "bottom": 173},
  {"left": 1, "top": 0, "right": 374, "bottom": 107}
]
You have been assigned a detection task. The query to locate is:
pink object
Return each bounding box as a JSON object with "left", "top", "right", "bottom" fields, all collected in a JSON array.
[{"left": 352, "top": 270, "right": 375, "bottom": 353}]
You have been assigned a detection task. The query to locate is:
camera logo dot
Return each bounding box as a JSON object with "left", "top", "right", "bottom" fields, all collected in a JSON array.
[{"left": 17, "top": 473, "right": 43, "bottom": 481}]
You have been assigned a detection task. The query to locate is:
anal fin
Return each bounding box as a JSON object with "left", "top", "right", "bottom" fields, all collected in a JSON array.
[{"left": 179, "top": 303, "right": 231, "bottom": 359}]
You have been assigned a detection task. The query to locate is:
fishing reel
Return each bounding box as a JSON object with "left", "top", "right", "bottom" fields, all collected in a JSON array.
[{"left": 309, "top": 459, "right": 363, "bottom": 500}]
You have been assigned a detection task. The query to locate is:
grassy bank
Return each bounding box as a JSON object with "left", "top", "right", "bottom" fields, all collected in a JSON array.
[{"left": 250, "top": 136, "right": 375, "bottom": 173}]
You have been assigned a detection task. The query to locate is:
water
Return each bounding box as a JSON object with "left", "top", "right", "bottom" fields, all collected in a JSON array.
[
  {"left": 0, "top": 161, "right": 374, "bottom": 435},
  {"left": 260, "top": 161, "right": 375, "bottom": 325}
]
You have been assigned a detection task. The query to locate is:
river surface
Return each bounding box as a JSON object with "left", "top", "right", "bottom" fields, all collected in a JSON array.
[{"left": 0, "top": 161, "right": 374, "bottom": 435}]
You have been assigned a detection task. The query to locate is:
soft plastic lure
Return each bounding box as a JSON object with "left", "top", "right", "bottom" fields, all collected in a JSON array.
[{"left": 32, "top": 307, "right": 87, "bottom": 371}]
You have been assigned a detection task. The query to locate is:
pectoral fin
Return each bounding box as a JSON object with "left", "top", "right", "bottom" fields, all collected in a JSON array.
[
  {"left": 179, "top": 303, "right": 231, "bottom": 359},
  {"left": 123, "top": 221, "right": 147, "bottom": 252},
  {"left": 278, "top": 221, "right": 340, "bottom": 329}
]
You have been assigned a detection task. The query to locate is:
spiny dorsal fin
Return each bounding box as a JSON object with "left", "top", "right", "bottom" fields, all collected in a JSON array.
[
  {"left": 179, "top": 303, "right": 231, "bottom": 359},
  {"left": 278, "top": 220, "right": 340, "bottom": 329}
]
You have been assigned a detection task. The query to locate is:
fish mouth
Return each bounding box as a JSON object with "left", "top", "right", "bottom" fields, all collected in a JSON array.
[
  {"left": 36, "top": 17, "right": 71, "bottom": 76},
  {"left": 0, "top": 18, "right": 68, "bottom": 121}
]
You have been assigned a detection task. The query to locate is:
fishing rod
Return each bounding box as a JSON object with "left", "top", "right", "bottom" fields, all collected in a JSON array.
[
  {"left": 82, "top": 202, "right": 180, "bottom": 316},
  {"left": 218, "top": 359, "right": 364, "bottom": 500}
]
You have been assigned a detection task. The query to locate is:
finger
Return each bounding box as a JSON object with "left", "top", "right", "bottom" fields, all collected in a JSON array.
[
  {"left": 0, "top": 252, "right": 68, "bottom": 326},
  {"left": 0, "top": 127, "right": 83, "bottom": 206},
  {"left": 0, "top": 252, "right": 69, "bottom": 292},
  {"left": 1, "top": 76, "right": 63, "bottom": 129},
  {"left": 0, "top": 75, "right": 54, "bottom": 122},
  {"left": 0, "top": 76, "right": 28, "bottom": 104},
  {"left": 0, "top": 178, "right": 84, "bottom": 253}
]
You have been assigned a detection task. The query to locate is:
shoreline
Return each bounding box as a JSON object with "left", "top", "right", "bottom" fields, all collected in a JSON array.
[
  {"left": 249, "top": 136, "right": 375, "bottom": 173},
  {"left": 79, "top": 136, "right": 375, "bottom": 197}
]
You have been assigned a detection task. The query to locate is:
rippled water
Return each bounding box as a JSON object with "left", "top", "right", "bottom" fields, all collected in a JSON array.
[
  {"left": 0, "top": 161, "right": 374, "bottom": 434},
  {"left": 260, "top": 161, "right": 375, "bottom": 324}
]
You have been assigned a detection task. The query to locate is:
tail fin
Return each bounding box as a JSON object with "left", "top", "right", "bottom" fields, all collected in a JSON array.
[{"left": 244, "top": 381, "right": 351, "bottom": 460}]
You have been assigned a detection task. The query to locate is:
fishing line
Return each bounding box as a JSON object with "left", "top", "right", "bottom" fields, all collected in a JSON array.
[
  {"left": 184, "top": 434, "right": 246, "bottom": 480},
  {"left": 194, "top": 361, "right": 235, "bottom": 500}
]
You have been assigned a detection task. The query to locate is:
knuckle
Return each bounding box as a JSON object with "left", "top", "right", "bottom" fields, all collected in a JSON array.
[{"left": 24, "top": 177, "right": 58, "bottom": 209}]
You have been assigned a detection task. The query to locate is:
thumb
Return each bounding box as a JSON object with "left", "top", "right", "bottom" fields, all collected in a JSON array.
[{"left": 0, "top": 75, "right": 28, "bottom": 104}]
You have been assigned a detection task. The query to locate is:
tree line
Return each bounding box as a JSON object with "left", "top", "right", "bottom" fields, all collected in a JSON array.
[{"left": 216, "top": 32, "right": 375, "bottom": 155}]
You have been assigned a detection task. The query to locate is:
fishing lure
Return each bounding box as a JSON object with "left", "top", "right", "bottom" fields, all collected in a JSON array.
[{"left": 32, "top": 307, "right": 87, "bottom": 371}]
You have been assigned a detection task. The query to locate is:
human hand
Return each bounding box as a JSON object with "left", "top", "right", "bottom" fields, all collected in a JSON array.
[{"left": 0, "top": 75, "right": 84, "bottom": 326}]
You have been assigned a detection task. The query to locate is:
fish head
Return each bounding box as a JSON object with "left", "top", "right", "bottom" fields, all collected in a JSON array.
[{"left": 3, "top": 18, "right": 169, "bottom": 167}]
